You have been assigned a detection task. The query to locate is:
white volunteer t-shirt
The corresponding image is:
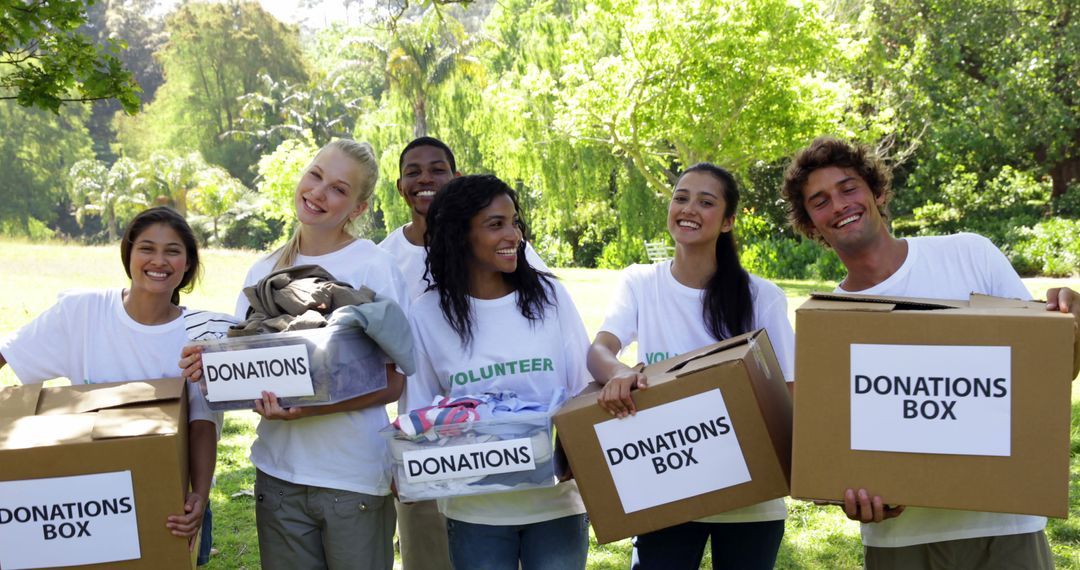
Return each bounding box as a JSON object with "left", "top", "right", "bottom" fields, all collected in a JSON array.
[
  {"left": 0, "top": 288, "right": 215, "bottom": 424},
  {"left": 379, "top": 225, "right": 551, "bottom": 301},
  {"left": 598, "top": 261, "right": 795, "bottom": 523},
  {"left": 238, "top": 239, "right": 410, "bottom": 495},
  {"left": 406, "top": 280, "right": 590, "bottom": 525},
  {"left": 379, "top": 224, "right": 550, "bottom": 414},
  {"left": 841, "top": 233, "right": 1045, "bottom": 548}
]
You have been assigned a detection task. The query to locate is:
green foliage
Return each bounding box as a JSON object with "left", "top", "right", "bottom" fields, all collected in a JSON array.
[
  {"left": 255, "top": 138, "right": 318, "bottom": 224},
  {"left": 905, "top": 166, "right": 1048, "bottom": 244},
  {"left": 68, "top": 156, "right": 148, "bottom": 241},
  {"left": 0, "top": 0, "right": 140, "bottom": 113},
  {"left": 1006, "top": 219, "right": 1080, "bottom": 277},
  {"left": 738, "top": 211, "right": 845, "bottom": 280},
  {"left": 0, "top": 100, "right": 94, "bottom": 233},
  {"left": 115, "top": 0, "right": 309, "bottom": 184}
]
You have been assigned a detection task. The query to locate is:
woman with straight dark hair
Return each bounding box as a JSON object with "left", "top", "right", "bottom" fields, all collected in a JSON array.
[
  {"left": 0, "top": 206, "right": 218, "bottom": 549},
  {"left": 405, "top": 174, "right": 591, "bottom": 570},
  {"left": 587, "top": 163, "right": 795, "bottom": 569}
]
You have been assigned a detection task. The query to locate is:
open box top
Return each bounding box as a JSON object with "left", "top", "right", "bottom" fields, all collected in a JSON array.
[{"left": 0, "top": 378, "right": 186, "bottom": 450}]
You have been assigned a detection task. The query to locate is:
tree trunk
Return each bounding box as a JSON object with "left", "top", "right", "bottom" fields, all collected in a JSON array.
[
  {"left": 1050, "top": 154, "right": 1080, "bottom": 199},
  {"left": 413, "top": 98, "right": 427, "bottom": 138}
]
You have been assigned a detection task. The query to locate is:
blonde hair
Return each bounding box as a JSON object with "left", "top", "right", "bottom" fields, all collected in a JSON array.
[{"left": 273, "top": 139, "right": 379, "bottom": 270}]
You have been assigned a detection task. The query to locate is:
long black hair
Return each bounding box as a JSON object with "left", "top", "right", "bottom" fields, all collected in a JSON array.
[
  {"left": 120, "top": 206, "right": 201, "bottom": 306},
  {"left": 424, "top": 174, "right": 555, "bottom": 347},
  {"left": 679, "top": 163, "right": 753, "bottom": 341}
]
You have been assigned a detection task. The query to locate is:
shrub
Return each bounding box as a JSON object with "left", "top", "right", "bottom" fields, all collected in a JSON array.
[{"left": 1005, "top": 219, "right": 1080, "bottom": 277}]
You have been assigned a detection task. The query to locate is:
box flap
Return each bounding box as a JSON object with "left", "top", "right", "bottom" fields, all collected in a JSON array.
[
  {"left": 0, "top": 383, "right": 43, "bottom": 418},
  {"left": 0, "top": 415, "right": 95, "bottom": 450},
  {"left": 644, "top": 330, "right": 757, "bottom": 379},
  {"left": 969, "top": 293, "right": 1046, "bottom": 311},
  {"left": 36, "top": 379, "right": 184, "bottom": 415},
  {"left": 92, "top": 407, "right": 180, "bottom": 440},
  {"left": 807, "top": 292, "right": 964, "bottom": 310}
]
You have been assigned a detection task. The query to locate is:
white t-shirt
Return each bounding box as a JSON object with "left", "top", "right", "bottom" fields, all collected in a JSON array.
[
  {"left": 841, "top": 233, "right": 1046, "bottom": 548},
  {"left": 378, "top": 225, "right": 551, "bottom": 301},
  {"left": 0, "top": 288, "right": 215, "bottom": 424},
  {"left": 406, "top": 280, "right": 590, "bottom": 525},
  {"left": 379, "top": 225, "right": 550, "bottom": 415},
  {"left": 598, "top": 261, "right": 796, "bottom": 523},
  {"left": 238, "top": 239, "right": 410, "bottom": 495}
]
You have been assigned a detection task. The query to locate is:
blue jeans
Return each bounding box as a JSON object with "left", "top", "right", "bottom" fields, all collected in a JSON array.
[
  {"left": 446, "top": 514, "right": 589, "bottom": 570},
  {"left": 631, "top": 520, "right": 785, "bottom": 570},
  {"left": 196, "top": 503, "right": 213, "bottom": 566}
]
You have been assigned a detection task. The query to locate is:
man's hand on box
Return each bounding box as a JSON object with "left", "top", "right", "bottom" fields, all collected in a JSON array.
[
  {"left": 843, "top": 488, "right": 905, "bottom": 523},
  {"left": 166, "top": 492, "right": 206, "bottom": 550},
  {"left": 1046, "top": 287, "right": 1080, "bottom": 378},
  {"left": 254, "top": 390, "right": 306, "bottom": 421},
  {"left": 179, "top": 345, "right": 204, "bottom": 382},
  {"left": 598, "top": 369, "right": 648, "bottom": 419}
]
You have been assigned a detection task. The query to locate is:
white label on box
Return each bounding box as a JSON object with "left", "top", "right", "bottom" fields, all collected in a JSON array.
[
  {"left": 0, "top": 471, "right": 140, "bottom": 570},
  {"left": 593, "top": 388, "right": 751, "bottom": 514},
  {"left": 850, "top": 344, "right": 1011, "bottom": 456},
  {"left": 402, "top": 437, "right": 536, "bottom": 483},
  {"left": 202, "top": 344, "right": 315, "bottom": 402}
]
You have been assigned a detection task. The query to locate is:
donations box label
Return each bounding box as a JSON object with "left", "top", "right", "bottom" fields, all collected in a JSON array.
[
  {"left": 202, "top": 344, "right": 314, "bottom": 402},
  {"left": 0, "top": 471, "right": 140, "bottom": 570},
  {"left": 850, "top": 344, "right": 1012, "bottom": 456},
  {"left": 403, "top": 438, "right": 536, "bottom": 483},
  {"left": 594, "top": 389, "right": 751, "bottom": 514}
]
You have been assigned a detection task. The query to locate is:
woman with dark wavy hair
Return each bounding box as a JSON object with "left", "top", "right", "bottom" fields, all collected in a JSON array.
[
  {"left": 406, "top": 174, "right": 591, "bottom": 570},
  {"left": 0, "top": 206, "right": 217, "bottom": 552},
  {"left": 587, "top": 163, "right": 796, "bottom": 569}
]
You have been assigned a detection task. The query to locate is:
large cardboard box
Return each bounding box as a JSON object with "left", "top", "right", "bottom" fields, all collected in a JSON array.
[
  {"left": 791, "top": 292, "right": 1076, "bottom": 518},
  {"left": 0, "top": 378, "right": 195, "bottom": 570},
  {"left": 554, "top": 329, "right": 792, "bottom": 544}
]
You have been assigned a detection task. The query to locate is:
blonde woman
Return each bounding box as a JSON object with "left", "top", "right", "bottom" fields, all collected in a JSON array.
[{"left": 182, "top": 140, "right": 409, "bottom": 569}]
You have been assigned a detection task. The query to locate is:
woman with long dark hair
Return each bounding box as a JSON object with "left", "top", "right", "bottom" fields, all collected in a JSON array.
[
  {"left": 405, "top": 174, "right": 590, "bottom": 570},
  {"left": 0, "top": 206, "right": 217, "bottom": 550},
  {"left": 587, "top": 163, "right": 795, "bottom": 569}
]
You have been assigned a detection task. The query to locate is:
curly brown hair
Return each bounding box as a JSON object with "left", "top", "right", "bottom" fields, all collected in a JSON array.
[{"left": 781, "top": 137, "right": 893, "bottom": 243}]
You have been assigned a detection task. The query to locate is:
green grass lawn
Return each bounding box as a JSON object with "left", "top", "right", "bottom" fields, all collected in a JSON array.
[{"left": 1, "top": 238, "right": 1078, "bottom": 569}]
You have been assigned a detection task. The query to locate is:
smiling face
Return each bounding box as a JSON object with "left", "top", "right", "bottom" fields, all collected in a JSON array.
[
  {"left": 294, "top": 147, "right": 368, "bottom": 232},
  {"left": 127, "top": 223, "right": 189, "bottom": 298},
  {"left": 466, "top": 193, "right": 523, "bottom": 278},
  {"left": 802, "top": 166, "right": 888, "bottom": 252},
  {"left": 667, "top": 171, "right": 734, "bottom": 247},
  {"left": 398, "top": 145, "right": 458, "bottom": 219}
]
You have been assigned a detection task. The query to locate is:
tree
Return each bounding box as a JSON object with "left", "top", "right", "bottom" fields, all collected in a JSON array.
[
  {"left": 68, "top": 156, "right": 147, "bottom": 240},
  {"left": 115, "top": 0, "right": 309, "bottom": 184},
  {"left": 1, "top": 0, "right": 140, "bottom": 113},
  {"left": 363, "top": 7, "right": 484, "bottom": 137},
  {"left": 188, "top": 166, "right": 246, "bottom": 244},
  {"left": 869, "top": 0, "right": 1080, "bottom": 201},
  {"left": 0, "top": 100, "right": 94, "bottom": 232}
]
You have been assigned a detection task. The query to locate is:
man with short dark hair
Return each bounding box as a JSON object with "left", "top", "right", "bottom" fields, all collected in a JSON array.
[{"left": 781, "top": 136, "right": 1080, "bottom": 569}]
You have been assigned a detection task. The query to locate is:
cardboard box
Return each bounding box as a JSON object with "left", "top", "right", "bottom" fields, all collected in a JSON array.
[
  {"left": 0, "top": 378, "right": 195, "bottom": 570},
  {"left": 382, "top": 399, "right": 560, "bottom": 502},
  {"left": 195, "top": 324, "right": 388, "bottom": 411},
  {"left": 790, "top": 292, "right": 1076, "bottom": 518},
  {"left": 554, "top": 329, "right": 792, "bottom": 544}
]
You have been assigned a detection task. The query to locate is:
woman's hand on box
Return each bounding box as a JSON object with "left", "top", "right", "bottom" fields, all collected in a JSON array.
[
  {"left": 254, "top": 391, "right": 306, "bottom": 421},
  {"left": 598, "top": 369, "right": 648, "bottom": 419},
  {"left": 842, "top": 488, "right": 905, "bottom": 523},
  {"left": 179, "top": 345, "right": 204, "bottom": 383},
  {"left": 165, "top": 491, "right": 206, "bottom": 550}
]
